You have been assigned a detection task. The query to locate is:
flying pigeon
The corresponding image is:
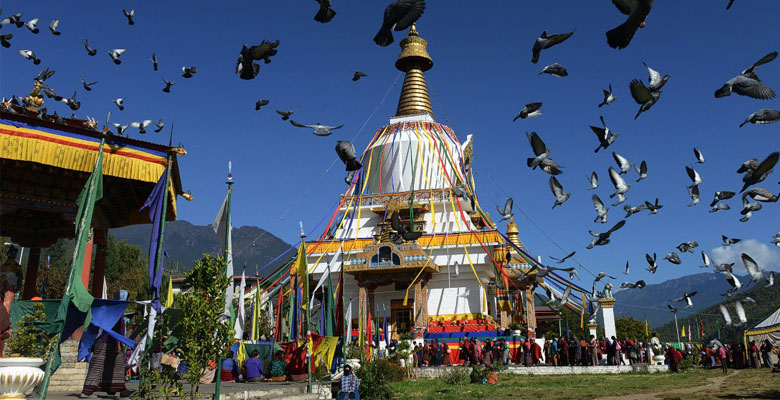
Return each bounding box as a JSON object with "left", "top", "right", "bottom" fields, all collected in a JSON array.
[
  {"left": 540, "top": 63, "right": 568, "bottom": 77},
  {"left": 112, "top": 123, "right": 128, "bottom": 135},
  {"left": 606, "top": 0, "right": 654, "bottom": 49},
  {"left": 0, "top": 34, "right": 11, "bottom": 48},
  {"left": 700, "top": 251, "right": 711, "bottom": 269},
  {"left": 24, "top": 18, "right": 39, "bottom": 34},
  {"left": 715, "top": 263, "right": 734, "bottom": 273},
  {"left": 646, "top": 253, "right": 658, "bottom": 273},
  {"left": 710, "top": 191, "right": 736, "bottom": 207},
  {"left": 739, "top": 152, "right": 778, "bottom": 192},
  {"left": 35, "top": 68, "right": 56, "bottom": 83},
  {"left": 598, "top": 84, "right": 617, "bottom": 107},
  {"left": 734, "top": 301, "right": 748, "bottom": 326},
  {"left": 373, "top": 0, "right": 426, "bottom": 47},
  {"left": 623, "top": 203, "right": 646, "bottom": 218},
  {"left": 254, "top": 100, "right": 270, "bottom": 110},
  {"left": 590, "top": 116, "right": 620, "bottom": 153},
  {"left": 335, "top": 141, "right": 362, "bottom": 184},
  {"left": 290, "top": 120, "right": 343, "bottom": 136},
  {"left": 49, "top": 19, "right": 60, "bottom": 35},
  {"left": 0, "top": 13, "right": 24, "bottom": 28},
  {"left": 635, "top": 161, "right": 648, "bottom": 182},
  {"left": 741, "top": 253, "right": 764, "bottom": 283},
  {"left": 390, "top": 210, "right": 423, "bottom": 242},
  {"left": 663, "top": 252, "right": 681, "bottom": 265},
  {"left": 624, "top": 260, "right": 630, "bottom": 275},
  {"left": 83, "top": 40, "right": 97, "bottom": 56},
  {"left": 17, "top": 49, "right": 40, "bottom": 64},
  {"left": 667, "top": 305, "right": 678, "bottom": 313},
  {"left": 236, "top": 40, "right": 280, "bottom": 80},
  {"left": 592, "top": 194, "right": 609, "bottom": 224},
  {"left": 161, "top": 77, "right": 175, "bottom": 93},
  {"left": 525, "top": 131, "right": 554, "bottom": 171},
  {"left": 676, "top": 241, "right": 698, "bottom": 254},
  {"left": 685, "top": 166, "right": 702, "bottom": 188},
  {"left": 568, "top": 270, "right": 580, "bottom": 281},
  {"left": 588, "top": 172, "right": 599, "bottom": 190},
  {"left": 642, "top": 62, "right": 670, "bottom": 91},
  {"left": 613, "top": 152, "right": 632, "bottom": 175},
  {"left": 276, "top": 110, "right": 295, "bottom": 120},
  {"left": 108, "top": 48, "right": 126, "bottom": 65},
  {"left": 586, "top": 220, "right": 626, "bottom": 249},
  {"left": 80, "top": 76, "right": 97, "bottom": 91},
  {"left": 629, "top": 79, "right": 660, "bottom": 119},
  {"left": 594, "top": 272, "right": 615, "bottom": 282},
  {"left": 151, "top": 53, "right": 158, "bottom": 71},
  {"left": 743, "top": 187, "right": 778, "bottom": 203},
  {"left": 722, "top": 235, "right": 741, "bottom": 246},
  {"left": 113, "top": 98, "right": 126, "bottom": 111},
  {"left": 620, "top": 280, "right": 646, "bottom": 289},
  {"left": 549, "top": 251, "right": 575, "bottom": 264},
  {"left": 531, "top": 30, "right": 574, "bottom": 64},
  {"left": 719, "top": 304, "right": 733, "bottom": 326},
  {"left": 768, "top": 272, "right": 774, "bottom": 287},
  {"left": 709, "top": 203, "right": 729, "bottom": 213},
  {"left": 740, "top": 109, "right": 780, "bottom": 128},
  {"left": 352, "top": 71, "right": 367, "bottom": 81},
  {"left": 644, "top": 198, "right": 662, "bottom": 214},
  {"left": 153, "top": 119, "right": 164, "bottom": 133},
  {"left": 671, "top": 291, "right": 697, "bottom": 308},
  {"left": 549, "top": 176, "right": 570, "bottom": 209},
  {"left": 122, "top": 9, "right": 135, "bottom": 25},
  {"left": 726, "top": 0, "right": 736, "bottom": 9},
  {"left": 715, "top": 51, "right": 777, "bottom": 99},
  {"left": 514, "top": 102, "right": 543, "bottom": 121},
  {"left": 182, "top": 66, "right": 197, "bottom": 78},
  {"left": 687, "top": 185, "right": 700, "bottom": 207},
  {"left": 740, "top": 196, "right": 762, "bottom": 222},
  {"left": 57, "top": 92, "right": 79, "bottom": 111},
  {"left": 723, "top": 271, "right": 742, "bottom": 294},
  {"left": 497, "top": 198, "right": 513, "bottom": 222},
  {"left": 314, "top": 0, "right": 336, "bottom": 23},
  {"left": 130, "top": 120, "right": 152, "bottom": 134},
  {"left": 608, "top": 167, "right": 630, "bottom": 206},
  {"left": 693, "top": 147, "right": 705, "bottom": 164}
]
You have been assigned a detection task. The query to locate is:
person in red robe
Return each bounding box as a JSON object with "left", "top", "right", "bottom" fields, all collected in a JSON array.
[
  {"left": 666, "top": 345, "right": 681, "bottom": 372},
  {"left": 532, "top": 340, "right": 542, "bottom": 365}
]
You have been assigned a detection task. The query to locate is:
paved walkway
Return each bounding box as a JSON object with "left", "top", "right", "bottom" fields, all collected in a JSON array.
[{"left": 38, "top": 381, "right": 317, "bottom": 399}]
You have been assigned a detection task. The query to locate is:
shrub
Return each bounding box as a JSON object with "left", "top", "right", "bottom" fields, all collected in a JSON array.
[
  {"left": 355, "top": 358, "right": 404, "bottom": 400},
  {"left": 399, "top": 332, "right": 414, "bottom": 341},
  {"left": 678, "top": 356, "right": 694, "bottom": 371},
  {"left": 6, "top": 302, "right": 55, "bottom": 358},
  {"left": 469, "top": 365, "right": 490, "bottom": 383},
  {"left": 441, "top": 367, "right": 470, "bottom": 386}
]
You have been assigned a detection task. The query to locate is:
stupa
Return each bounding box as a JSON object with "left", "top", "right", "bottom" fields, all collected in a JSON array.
[{"left": 306, "top": 25, "right": 543, "bottom": 342}]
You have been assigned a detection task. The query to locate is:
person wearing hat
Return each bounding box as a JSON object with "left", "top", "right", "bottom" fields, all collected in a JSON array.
[{"left": 337, "top": 364, "right": 359, "bottom": 400}]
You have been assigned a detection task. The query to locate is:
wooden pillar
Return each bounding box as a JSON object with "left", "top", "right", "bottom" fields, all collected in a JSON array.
[
  {"left": 80, "top": 229, "right": 94, "bottom": 290},
  {"left": 524, "top": 285, "right": 537, "bottom": 339},
  {"left": 358, "top": 286, "right": 368, "bottom": 346},
  {"left": 22, "top": 247, "right": 41, "bottom": 299},
  {"left": 413, "top": 279, "right": 428, "bottom": 339},
  {"left": 90, "top": 228, "right": 107, "bottom": 297}
]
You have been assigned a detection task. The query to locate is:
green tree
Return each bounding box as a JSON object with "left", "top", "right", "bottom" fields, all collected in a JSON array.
[
  {"left": 38, "top": 238, "right": 73, "bottom": 299},
  {"left": 177, "top": 254, "right": 233, "bottom": 398},
  {"left": 104, "top": 236, "right": 148, "bottom": 300},
  {"left": 615, "top": 316, "right": 648, "bottom": 340}
]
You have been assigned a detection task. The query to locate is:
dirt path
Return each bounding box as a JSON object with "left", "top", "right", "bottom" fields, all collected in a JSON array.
[{"left": 594, "top": 369, "right": 740, "bottom": 400}]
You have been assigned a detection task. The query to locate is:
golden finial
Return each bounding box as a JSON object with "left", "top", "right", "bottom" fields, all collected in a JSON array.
[
  {"left": 505, "top": 217, "right": 524, "bottom": 252},
  {"left": 394, "top": 23, "right": 433, "bottom": 118},
  {"left": 22, "top": 81, "right": 45, "bottom": 112},
  {"left": 181, "top": 191, "right": 194, "bottom": 201}
]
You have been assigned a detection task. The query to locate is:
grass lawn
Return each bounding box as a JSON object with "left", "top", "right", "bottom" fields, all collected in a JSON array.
[{"left": 389, "top": 368, "right": 780, "bottom": 400}]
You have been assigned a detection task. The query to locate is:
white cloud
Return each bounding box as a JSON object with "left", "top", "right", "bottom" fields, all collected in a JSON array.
[{"left": 710, "top": 239, "right": 780, "bottom": 273}]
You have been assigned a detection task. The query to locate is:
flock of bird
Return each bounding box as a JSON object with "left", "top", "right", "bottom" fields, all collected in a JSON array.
[
  {"left": 2, "top": 1, "right": 778, "bottom": 328},
  {"left": 502, "top": 1, "right": 780, "bottom": 327}
]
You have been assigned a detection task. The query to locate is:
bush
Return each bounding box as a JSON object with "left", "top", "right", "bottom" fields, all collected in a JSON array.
[
  {"left": 469, "top": 365, "right": 491, "bottom": 384},
  {"left": 6, "top": 302, "right": 55, "bottom": 358},
  {"left": 678, "top": 356, "right": 694, "bottom": 371},
  {"left": 355, "top": 358, "right": 404, "bottom": 400},
  {"left": 441, "top": 367, "right": 470, "bottom": 386},
  {"left": 399, "top": 332, "right": 413, "bottom": 341}
]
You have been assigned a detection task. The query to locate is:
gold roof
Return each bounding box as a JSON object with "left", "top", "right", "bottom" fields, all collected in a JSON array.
[{"left": 394, "top": 24, "right": 434, "bottom": 118}]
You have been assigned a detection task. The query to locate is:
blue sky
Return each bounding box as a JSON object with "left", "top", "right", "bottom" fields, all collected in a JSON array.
[{"left": 3, "top": 1, "right": 780, "bottom": 284}]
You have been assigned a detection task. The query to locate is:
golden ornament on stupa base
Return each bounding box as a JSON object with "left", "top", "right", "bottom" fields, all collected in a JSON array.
[{"left": 22, "top": 81, "right": 45, "bottom": 112}]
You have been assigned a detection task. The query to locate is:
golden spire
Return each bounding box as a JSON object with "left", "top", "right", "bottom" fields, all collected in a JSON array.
[
  {"left": 505, "top": 217, "right": 525, "bottom": 252},
  {"left": 394, "top": 23, "right": 434, "bottom": 118}
]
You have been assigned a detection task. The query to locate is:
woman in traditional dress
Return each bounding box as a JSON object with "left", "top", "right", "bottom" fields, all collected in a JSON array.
[{"left": 79, "top": 291, "right": 131, "bottom": 398}]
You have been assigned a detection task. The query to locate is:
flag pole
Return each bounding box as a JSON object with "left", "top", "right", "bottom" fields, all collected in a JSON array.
[
  {"left": 300, "top": 224, "right": 312, "bottom": 394},
  {"left": 215, "top": 165, "right": 233, "bottom": 400}
]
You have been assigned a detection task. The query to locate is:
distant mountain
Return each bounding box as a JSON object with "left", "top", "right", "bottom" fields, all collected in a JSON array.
[
  {"left": 613, "top": 272, "right": 749, "bottom": 328},
  {"left": 110, "top": 220, "right": 291, "bottom": 276},
  {"left": 655, "top": 278, "right": 780, "bottom": 344}
]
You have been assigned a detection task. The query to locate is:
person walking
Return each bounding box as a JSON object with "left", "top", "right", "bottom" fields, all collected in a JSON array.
[
  {"left": 761, "top": 339, "right": 774, "bottom": 368},
  {"left": 718, "top": 345, "right": 728, "bottom": 374},
  {"left": 589, "top": 335, "right": 598, "bottom": 366}
]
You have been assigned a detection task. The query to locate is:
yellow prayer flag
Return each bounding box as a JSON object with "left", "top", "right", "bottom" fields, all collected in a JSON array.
[
  {"left": 681, "top": 325, "right": 686, "bottom": 338},
  {"left": 235, "top": 341, "right": 248, "bottom": 368},
  {"left": 645, "top": 320, "right": 649, "bottom": 337},
  {"left": 164, "top": 276, "right": 174, "bottom": 308},
  {"left": 294, "top": 241, "right": 308, "bottom": 306}
]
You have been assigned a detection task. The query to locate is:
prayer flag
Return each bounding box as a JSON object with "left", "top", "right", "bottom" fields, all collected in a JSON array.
[
  {"left": 645, "top": 319, "right": 649, "bottom": 337},
  {"left": 234, "top": 269, "right": 246, "bottom": 339},
  {"left": 213, "top": 189, "right": 235, "bottom": 316},
  {"left": 688, "top": 324, "right": 692, "bottom": 342},
  {"left": 164, "top": 276, "right": 173, "bottom": 308},
  {"left": 383, "top": 306, "right": 389, "bottom": 346},
  {"left": 252, "top": 284, "right": 261, "bottom": 341},
  {"left": 294, "top": 241, "right": 308, "bottom": 307},
  {"left": 139, "top": 167, "right": 170, "bottom": 311},
  {"left": 681, "top": 325, "right": 686, "bottom": 337},
  {"left": 345, "top": 300, "right": 353, "bottom": 341},
  {"left": 699, "top": 320, "right": 704, "bottom": 338}
]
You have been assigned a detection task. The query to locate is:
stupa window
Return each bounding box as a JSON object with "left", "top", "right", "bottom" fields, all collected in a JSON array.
[{"left": 370, "top": 246, "right": 400, "bottom": 267}]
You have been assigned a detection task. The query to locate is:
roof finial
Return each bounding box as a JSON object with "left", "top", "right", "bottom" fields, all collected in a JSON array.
[{"left": 394, "top": 23, "right": 433, "bottom": 118}]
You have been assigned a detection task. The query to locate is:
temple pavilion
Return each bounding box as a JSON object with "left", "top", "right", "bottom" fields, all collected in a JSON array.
[
  {"left": 305, "top": 25, "right": 549, "bottom": 341},
  {"left": 0, "top": 82, "right": 186, "bottom": 300}
]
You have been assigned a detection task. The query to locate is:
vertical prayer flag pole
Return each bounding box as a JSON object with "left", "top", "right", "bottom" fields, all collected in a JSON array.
[
  {"left": 215, "top": 163, "right": 234, "bottom": 400},
  {"left": 300, "top": 222, "right": 312, "bottom": 394}
]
